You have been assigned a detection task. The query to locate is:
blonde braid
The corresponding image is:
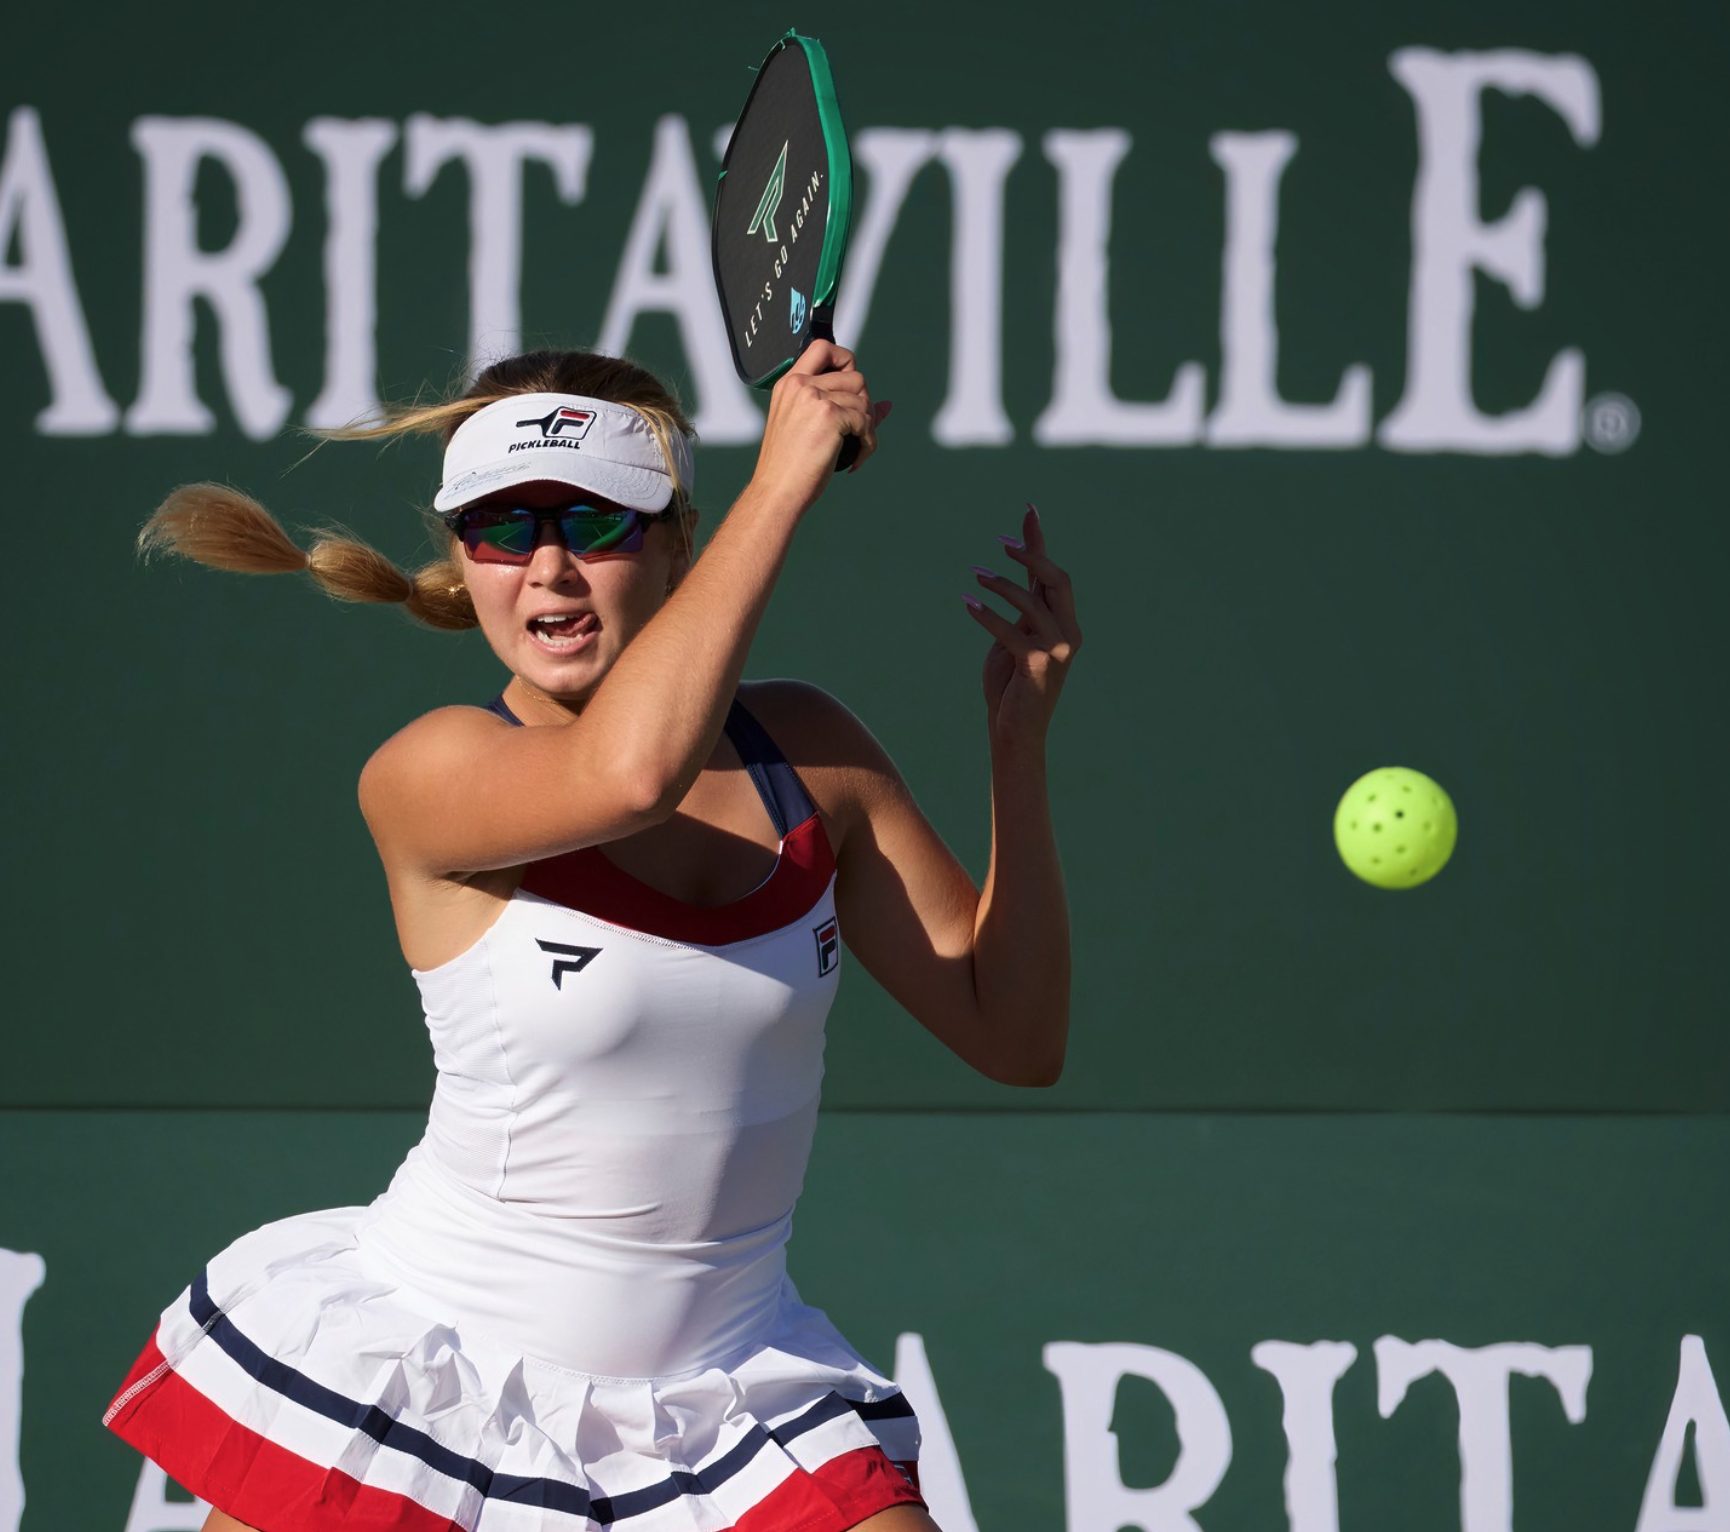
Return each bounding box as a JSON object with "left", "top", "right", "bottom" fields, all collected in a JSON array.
[
  {"left": 138, "top": 348, "right": 700, "bottom": 633},
  {"left": 139, "top": 485, "right": 477, "bottom": 631}
]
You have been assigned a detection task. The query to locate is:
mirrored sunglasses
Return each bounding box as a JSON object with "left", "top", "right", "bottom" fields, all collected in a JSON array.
[{"left": 441, "top": 503, "right": 654, "bottom": 564}]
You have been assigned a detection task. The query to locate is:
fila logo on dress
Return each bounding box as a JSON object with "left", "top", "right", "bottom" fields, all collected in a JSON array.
[
  {"left": 814, "top": 918, "right": 839, "bottom": 976},
  {"left": 536, "top": 939, "right": 602, "bottom": 989}
]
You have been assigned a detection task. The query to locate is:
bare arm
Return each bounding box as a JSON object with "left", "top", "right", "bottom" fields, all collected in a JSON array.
[
  {"left": 778, "top": 507, "right": 1082, "bottom": 1086},
  {"left": 360, "top": 344, "right": 885, "bottom": 875},
  {"left": 829, "top": 712, "right": 1071, "bottom": 1087}
]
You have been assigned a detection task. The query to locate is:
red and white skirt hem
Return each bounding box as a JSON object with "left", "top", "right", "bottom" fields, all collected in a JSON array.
[{"left": 102, "top": 1206, "right": 924, "bottom": 1531}]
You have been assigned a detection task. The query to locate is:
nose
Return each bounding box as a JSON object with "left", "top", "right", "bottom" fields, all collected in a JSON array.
[{"left": 526, "top": 520, "right": 587, "bottom": 584}]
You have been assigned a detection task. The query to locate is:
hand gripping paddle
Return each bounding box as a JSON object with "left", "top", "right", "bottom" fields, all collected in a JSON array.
[{"left": 711, "top": 31, "right": 860, "bottom": 470}]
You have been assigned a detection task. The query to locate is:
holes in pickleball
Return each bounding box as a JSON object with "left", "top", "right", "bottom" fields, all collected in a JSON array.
[{"left": 1395, "top": 809, "right": 1405, "bottom": 818}]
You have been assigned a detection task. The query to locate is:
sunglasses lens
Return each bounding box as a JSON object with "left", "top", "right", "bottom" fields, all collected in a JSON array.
[
  {"left": 561, "top": 509, "right": 644, "bottom": 555},
  {"left": 460, "top": 508, "right": 538, "bottom": 561}
]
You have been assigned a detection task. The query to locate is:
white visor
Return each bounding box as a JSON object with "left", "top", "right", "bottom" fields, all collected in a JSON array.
[{"left": 434, "top": 393, "right": 695, "bottom": 514}]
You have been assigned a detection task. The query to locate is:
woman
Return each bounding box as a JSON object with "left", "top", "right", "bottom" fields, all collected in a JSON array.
[{"left": 102, "top": 342, "right": 1080, "bottom": 1532}]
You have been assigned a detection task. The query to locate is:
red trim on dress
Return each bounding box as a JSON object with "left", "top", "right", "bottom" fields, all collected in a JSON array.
[
  {"left": 734, "top": 1444, "right": 927, "bottom": 1528},
  {"left": 105, "top": 1337, "right": 464, "bottom": 1531},
  {"left": 521, "top": 815, "right": 836, "bottom": 945},
  {"left": 104, "top": 1337, "right": 926, "bottom": 1531}
]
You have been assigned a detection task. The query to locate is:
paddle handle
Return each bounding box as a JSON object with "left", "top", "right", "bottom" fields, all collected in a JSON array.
[{"left": 805, "top": 310, "right": 862, "bottom": 473}]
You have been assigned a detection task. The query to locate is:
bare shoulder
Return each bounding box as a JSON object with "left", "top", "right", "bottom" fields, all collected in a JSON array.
[
  {"left": 737, "top": 679, "right": 897, "bottom": 771},
  {"left": 362, "top": 704, "right": 510, "bottom": 782},
  {"left": 357, "top": 705, "right": 511, "bottom": 828},
  {"left": 738, "top": 679, "right": 906, "bottom": 847}
]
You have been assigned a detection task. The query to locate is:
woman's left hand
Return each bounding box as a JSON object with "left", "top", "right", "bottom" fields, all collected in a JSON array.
[{"left": 964, "top": 503, "right": 1082, "bottom": 748}]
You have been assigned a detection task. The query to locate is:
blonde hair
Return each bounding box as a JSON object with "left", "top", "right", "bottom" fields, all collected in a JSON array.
[{"left": 137, "top": 350, "right": 700, "bottom": 631}]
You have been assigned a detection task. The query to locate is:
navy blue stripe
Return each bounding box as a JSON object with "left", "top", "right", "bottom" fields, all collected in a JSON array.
[
  {"left": 188, "top": 1270, "right": 911, "bottom": 1524},
  {"left": 725, "top": 698, "right": 817, "bottom": 837},
  {"left": 485, "top": 694, "right": 524, "bottom": 726}
]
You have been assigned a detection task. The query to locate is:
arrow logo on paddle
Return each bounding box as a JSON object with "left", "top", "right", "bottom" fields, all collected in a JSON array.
[{"left": 747, "top": 141, "right": 789, "bottom": 243}]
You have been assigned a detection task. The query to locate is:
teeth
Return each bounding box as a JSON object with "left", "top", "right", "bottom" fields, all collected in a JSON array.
[{"left": 528, "top": 613, "right": 595, "bottom": 649}]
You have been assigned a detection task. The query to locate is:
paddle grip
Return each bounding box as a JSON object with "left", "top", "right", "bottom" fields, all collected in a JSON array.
[{"left": 805, "top": 311, "right": 862, "bottom": 473}]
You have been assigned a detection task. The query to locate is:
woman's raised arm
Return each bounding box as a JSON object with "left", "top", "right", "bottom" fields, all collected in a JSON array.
[{"left": 765, "top": 505, "right": 1081, "bottom": 1087}]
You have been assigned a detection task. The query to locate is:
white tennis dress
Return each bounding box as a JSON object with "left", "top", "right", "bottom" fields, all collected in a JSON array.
[{"left": 104, "top": 694, "right": 925, "bottom": 1531}]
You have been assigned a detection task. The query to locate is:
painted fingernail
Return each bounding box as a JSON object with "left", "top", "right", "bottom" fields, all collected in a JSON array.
[
  {"left": 878, "top": 399, "right": 895, "bottom": 420},
  {"left": 963, "top": 596, "right": 983, "bottom": 611},
  {"left": 995, "top": 534, "right": 1025, "bottom": 550},
  {"left": 1026, "top": 502, "right": 1041, "bottom": 520},
  {"left": 970, "top": 564, "right": 997, "bottom": 581}
]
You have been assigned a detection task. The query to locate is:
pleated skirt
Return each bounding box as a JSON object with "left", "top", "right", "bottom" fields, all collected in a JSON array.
[{"left": 103, "top": 1204, "right": 925, "bottom": 1531}]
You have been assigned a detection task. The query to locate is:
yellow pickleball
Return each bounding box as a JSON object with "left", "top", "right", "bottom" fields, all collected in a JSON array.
[{"left": 1333, "top": 767, "right": 1458, "bottom": 889}]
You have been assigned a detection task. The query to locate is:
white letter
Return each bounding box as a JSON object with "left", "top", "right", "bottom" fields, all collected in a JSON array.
[
  {"left": 829, "top": 128, "right": 940, "bottom": 350},
  {"left": 0, "top": 108, "right": 118, "bottom": 434},
  {"left": 128, "top": 117, "right": 293, "bottom": 439},
  {"left": 1043, "top": 1340, "right": 1231, "bottom": 1531},
  {"left": 931, "top": 128, "right": 1021, "bottom": 446},
  {"left": 1034, "top": 130, "right": 1204, "bottom": 446},
  {"left": 0, "top": 1248, "right": 47, "bottom": 1532},
  {"left": 712, "top": 124, "right": 1019, "bottom": 445},
  {"left": 121, "top": 1463, "right": 211, "bottom": 1532},
  {"left": 1376, "top": 1337, "right": 1591, "bottom": 1532},
  {"left": 404, "top": 116, "right": 592, "bottom": 375},
  {"left": 1251, "top": 1340, "right": 1358, "bottom": 1532},
  {"left": 599, "top": 115, "right": 760, "bottom": 443},
  {"left": 1379, "top": 49, "right": 1601, "bottom": 455},
  {"left": 1205, "top": 132, "right": 1371, "bottom": 447},
  {"left": 893, "top": 1332, "right": 979, "bottom": 1532},
  {"left": 1635, "top": 1335, "right": 1730, "bottom": 1532},
  {"left": 302, "top": 118, "right": 396, "bottom": 428}
]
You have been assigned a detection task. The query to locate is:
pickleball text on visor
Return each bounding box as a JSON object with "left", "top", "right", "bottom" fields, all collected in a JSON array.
[{"left": 432, "top": 393, "right": 696, "bottom": 515}]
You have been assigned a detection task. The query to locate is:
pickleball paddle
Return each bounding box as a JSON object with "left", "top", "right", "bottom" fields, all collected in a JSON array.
[{"left": 712, "top": 30, "right": 860, "bottom": 469}]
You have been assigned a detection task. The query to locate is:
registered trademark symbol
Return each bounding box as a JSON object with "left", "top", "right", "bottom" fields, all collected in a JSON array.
[{"left": 1583, "top": 393, "right": 1641, "bottom": 454}]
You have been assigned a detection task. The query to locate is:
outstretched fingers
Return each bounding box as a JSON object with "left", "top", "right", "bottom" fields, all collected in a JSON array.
[
  {"left": 970, "top": 565, "right": 1063, "bottom": 647},
  {"left": 996, "top": 508, "right": 1080, "bottom": 646},
  {"left": 963, "top": 593, "right": 1038, "bottom": 655}
]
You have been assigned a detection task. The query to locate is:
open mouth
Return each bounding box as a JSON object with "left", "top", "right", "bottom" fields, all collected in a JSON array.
[{"left": 526, "top": 612, "right": 600, "bottom": 654}]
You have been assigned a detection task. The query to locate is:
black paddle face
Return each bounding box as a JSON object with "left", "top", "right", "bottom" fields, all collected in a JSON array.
[{"left": 712, "top": 35, "right": 851, "bottom": 390}]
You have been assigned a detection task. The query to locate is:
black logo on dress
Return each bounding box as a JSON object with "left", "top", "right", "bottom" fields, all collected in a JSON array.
[
  {"left": 813, "top": 917, "right": 839, "bottom": 976},
  {"left": 537, "top": 938, "right": 602, "bottom": 989}
]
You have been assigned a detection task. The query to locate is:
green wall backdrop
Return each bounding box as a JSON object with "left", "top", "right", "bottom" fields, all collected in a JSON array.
[{"left": 2, "top": 0, "right": 1724, "bottom": 1527}]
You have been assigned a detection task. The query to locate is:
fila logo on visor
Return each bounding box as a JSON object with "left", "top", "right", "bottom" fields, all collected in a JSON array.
[{"left": 517, "top": 406, "right": 596, "bottom": 440}]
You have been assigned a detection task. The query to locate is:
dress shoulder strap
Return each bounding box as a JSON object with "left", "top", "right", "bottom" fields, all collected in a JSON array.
[
  {"left": 724, "top": 696, "right": 817, "bottom": 837},
  {"left": 482, "top": 691, "right": 817, "bottom": 836}
]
